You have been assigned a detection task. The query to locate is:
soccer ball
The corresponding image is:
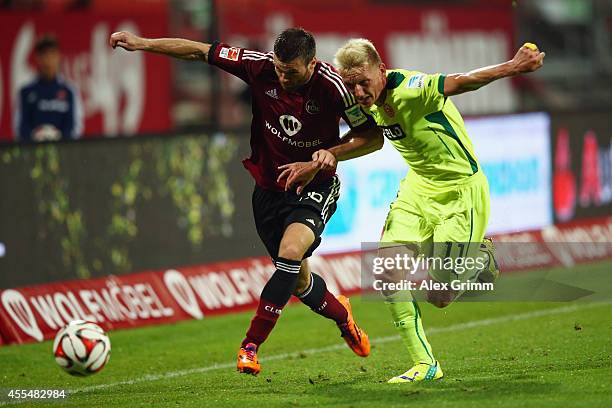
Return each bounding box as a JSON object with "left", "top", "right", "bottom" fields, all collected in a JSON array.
[{"left": 53, "top": 320, "right": 111, "bottom": 376}]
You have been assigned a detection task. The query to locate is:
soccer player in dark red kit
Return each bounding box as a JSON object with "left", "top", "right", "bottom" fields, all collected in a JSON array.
[{"left": 109, "top": 28, "right": 383, "bottom": 375}]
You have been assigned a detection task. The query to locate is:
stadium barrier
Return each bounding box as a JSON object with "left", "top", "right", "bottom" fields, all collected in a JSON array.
[
  {"left": 1, "top": 216, "right": 610, "bottom": 345},
  {"left": 0, "top": 251, "right": 360, "bottom": 345}
]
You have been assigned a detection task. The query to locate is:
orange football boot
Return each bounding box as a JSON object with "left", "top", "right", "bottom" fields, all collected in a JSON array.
[
  {"left": 336, "top": 295, "right": 370, "bottom": 357},
  {"left": 237, "top": 343, "right": 261, "bottom": 375}
]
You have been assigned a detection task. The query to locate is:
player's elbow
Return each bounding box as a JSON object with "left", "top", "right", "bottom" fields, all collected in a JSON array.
[
  {"left": 442, "top": 74, "right": 465, "bottom": 96},
  {"left": 366, "top": 131, "right": 383, "bottom": 153},
  {"left": 372, "top": 133, "right": 384, "bottom": 151}
]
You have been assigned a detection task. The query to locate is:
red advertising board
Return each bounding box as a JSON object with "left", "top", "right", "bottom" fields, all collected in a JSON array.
[
  {"left": 493, "top": 216, "right": 612, "bottom": 272},
  {"left": 0, "top": 252, "right": 362, "bottom": 344},
  {"left": 0, "top": 11, "right": 171, "bottom": 141},
  {"left": 2, "top": 217, "right": 611, "bottom": 345}
]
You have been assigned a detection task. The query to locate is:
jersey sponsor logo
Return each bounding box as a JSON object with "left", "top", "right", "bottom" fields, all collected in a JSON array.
[
  {"left": 407, "top": 74, "right": 425, "bottom": 89},
  {"left": 344, "top": 105, "right": 368, "bottom": 127},
  {"left": 219, "top": 47, "right": 240, "bottom": 61},
  {"left": 305, "top": 100, "right": 320, "bottom": 114},
  {"left": 265, "top": 88, "right": 279, "bottom": 99},
  {"left": 279, "top": 114, "right": 302, "bottom": 137},
  {"left": 265, "top": 120, "right": 322, "bottom": 148},
  {"left": 381, "top": 124, "right": 406, "bottom": 141}
]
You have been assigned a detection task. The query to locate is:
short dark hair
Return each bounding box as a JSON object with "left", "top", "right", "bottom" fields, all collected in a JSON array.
[
  {"left": 35, "top": 35, "right": 59, "bottom": 54},
  {"left": 273, "top": 27, "right": 316, "bottom": 63}
]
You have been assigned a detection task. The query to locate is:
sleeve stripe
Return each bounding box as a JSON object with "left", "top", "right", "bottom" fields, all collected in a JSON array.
[
  {"left": 242, "top": 50, "right": 273, "bottom": 61},
  {"left": 243, "top": 50, "right": 272, "bottom": 56},
  {"left": 319, "top": 66, "right": 355, "bottom": 107},
  {"left": 438, "top": 74, "right": 446, "bottom": 95},
  {"left": 319, "top": 69, "right": 350, "bottom": 107},
  {"left": 242, "top": 55, "right": 273, "bottom": 62},
  {"left": 319, "top": 63, "right": 356, "bottom": 107},
  {"left": 320, "top": 62, "right": 345, "bottom": 83}
]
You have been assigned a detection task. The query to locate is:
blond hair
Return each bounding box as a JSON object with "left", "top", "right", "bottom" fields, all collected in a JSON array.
[{"left": 334, "top": 38, "right": 382, "bottom": 72}]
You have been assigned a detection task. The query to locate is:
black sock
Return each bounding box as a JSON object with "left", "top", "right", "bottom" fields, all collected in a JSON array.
[
  {"left": 296, "top": 272, "right": 325, "bottom": 307},
  {"left": 260, "top": 257, "right": 301, "bottom": 305}
]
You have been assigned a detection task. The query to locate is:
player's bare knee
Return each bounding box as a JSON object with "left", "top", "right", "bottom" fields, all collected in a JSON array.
[
  {"left": 429, "top": 298, "right": 452, "bottom": 309},
  {"left": 426, "top": 290, "right": 453, "bottom": 308},
  {"left": 278, "top": 243, "right": 306, "bottom": 261}
]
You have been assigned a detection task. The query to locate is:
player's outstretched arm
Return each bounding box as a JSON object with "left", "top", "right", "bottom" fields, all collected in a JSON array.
[
  {"left": 109, "top": 31, "right": 211, "bottom": 62},
  {"left": 443, "top": 43, "right": 545, "bottom": 96},
  {"left": 312, "top": 126, "right": 384, "bottom": 170}
]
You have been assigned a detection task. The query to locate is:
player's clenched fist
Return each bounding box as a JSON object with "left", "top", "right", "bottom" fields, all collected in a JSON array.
[
  {"left": 109, "top": 31, "right": 145, "bottom": 51},
  {"left": 511, "top": 42, "right": 545, "bottom": 73}
]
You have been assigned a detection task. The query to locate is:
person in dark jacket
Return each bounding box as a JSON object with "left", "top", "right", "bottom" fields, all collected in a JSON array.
[{"left": 14, "top": 35, "right": 83, "bottom": 142}]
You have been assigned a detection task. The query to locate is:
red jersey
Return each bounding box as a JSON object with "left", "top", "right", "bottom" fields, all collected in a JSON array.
[{"left": 208, "top": 42, "right": 376, "bottom": 191}]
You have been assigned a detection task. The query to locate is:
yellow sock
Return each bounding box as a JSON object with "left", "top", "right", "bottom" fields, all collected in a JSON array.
[{"left": 385, "top": 291, "right": 436, "bottom": 365}]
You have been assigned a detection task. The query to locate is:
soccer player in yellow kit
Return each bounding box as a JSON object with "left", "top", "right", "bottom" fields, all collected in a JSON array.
[{"left": 304, "top": 40, "right": 545, "bottom": 383}]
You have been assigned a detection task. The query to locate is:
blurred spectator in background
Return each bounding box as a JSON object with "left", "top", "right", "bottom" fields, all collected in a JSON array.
[{"left": 13, "top": 35, "right": 83, "bottom": 142}]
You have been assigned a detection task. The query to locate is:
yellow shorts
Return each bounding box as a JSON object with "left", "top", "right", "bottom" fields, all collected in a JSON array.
[{"left": 380, "top": 171, "right": 490, "bottom": 284}]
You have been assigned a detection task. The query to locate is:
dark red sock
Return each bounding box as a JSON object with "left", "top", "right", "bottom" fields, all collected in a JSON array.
[
  {"left": 298, "top": 273, "right": 348, "bottom": 324},
  {"left": 242, "top": 299, "right": 283, "bottom": 348},
  {"left": 317, "top": 290, "right": 349, "bottom": 324}
]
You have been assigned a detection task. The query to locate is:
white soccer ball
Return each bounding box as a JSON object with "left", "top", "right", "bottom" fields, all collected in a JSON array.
[{"left": 52, "top": 320, "right": 111, "bottom": 376}]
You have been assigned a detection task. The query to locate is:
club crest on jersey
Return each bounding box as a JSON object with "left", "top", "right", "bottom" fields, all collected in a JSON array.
[
  {"left": 279, "top": 114, "right": 302, "bottom": 137},
  {"left": 219, "top": 47, "right": 240, "bottom": 61},
  {"left": 381, "top": 124, "right": 406, "bottom": 141},
  {"left": 305, "top": 100, "right": 320, "bottom": 114},
  {"left": 383, "top": 103, "right": 395, "bottom": 117}
]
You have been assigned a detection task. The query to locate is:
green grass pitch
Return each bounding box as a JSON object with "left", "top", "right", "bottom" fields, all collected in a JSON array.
[{"left": 1, "top": 261, "right": 611, "bottom": 407}]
